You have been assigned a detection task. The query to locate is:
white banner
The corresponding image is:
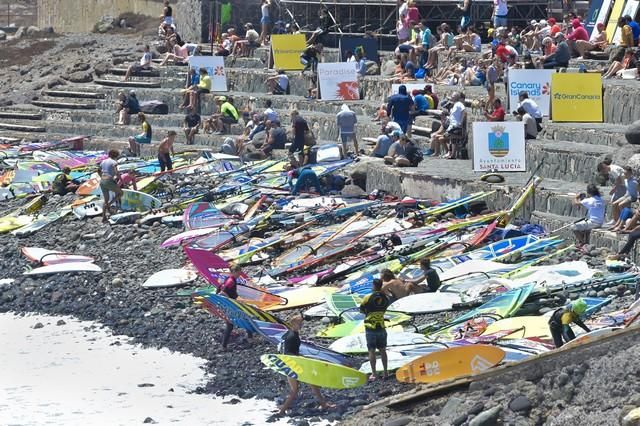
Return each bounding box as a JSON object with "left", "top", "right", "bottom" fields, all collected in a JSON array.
[
  {"left": 507, "top": 69, "right": 554, "bottom": 116},
  {"left": 473, "top": 122, "right": 526, "bottom": 172},
  {"left": 318, "top": 62, "right": 359, "bottom": 101},
  {"left": 188, "top": 56, "right": 227, "bottom": 92}
]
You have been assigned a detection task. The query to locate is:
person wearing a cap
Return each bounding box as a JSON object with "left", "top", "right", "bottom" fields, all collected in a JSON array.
[
  {"left": 206, "top": 96, "right": 239, "bottom": 135},
  {"left": 543, "top": 32, "right": 570, "bottom": 68},
  {"left": 576, "top": 22, "right": 608, "bottom": 57},
  {"left": 547, "top": 17, "right": 561, "bottom": 36},
  {"left": 566, "top": 18, "right": 589, "bottom": 57},
  {"left": 233, "top": 23, "right": 260, "bottom": 56},
  {"left": 548, "top": 299, "right": 590, "bottom": 348}
]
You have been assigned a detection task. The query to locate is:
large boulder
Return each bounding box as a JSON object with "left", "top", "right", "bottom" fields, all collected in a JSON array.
[
  {"left": 0, "top": 30, "right": 6, "bottom": 41},
  {"left": 26, "top": 26, "right": 41, "bottom": 36},
  {"left": 94, "top": 16, "right": 115, "bottom": 33},
  {"left": 65, "top": 71, "right": 93, "bottom": 83},
  {"left": 625, "top": 120, "right": 640, "bottom": 145},
  {"left": 14, "top": 26, "right": 25, "bottom": 39}
]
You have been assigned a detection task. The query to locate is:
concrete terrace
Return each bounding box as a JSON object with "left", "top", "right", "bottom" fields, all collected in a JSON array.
[{"left": 1, "top": 45, "right": 638, "bottom": 258}]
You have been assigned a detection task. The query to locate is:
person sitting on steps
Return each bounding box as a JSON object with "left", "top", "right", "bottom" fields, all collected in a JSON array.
[{"left": 124, "top": 45, "right": 152, "bottom": 81}]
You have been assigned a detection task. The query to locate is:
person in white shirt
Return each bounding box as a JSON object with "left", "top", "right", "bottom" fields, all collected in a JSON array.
[
  {"left": 265, "top": 70, "right": 289, "bottom": 95},
  {"left": 571, "top": 184, "right": 605, "bottom": 246},
  {"left": 516, "top": 91, "right": 542, "bottom": 132},
  {"left": 446, "top": 92, "right": 466, "bottom": 132},
  {"left": 493, "top": 0, "right": 508, "bottom": 28},
  {"left": 397, "top": 0, "right": 410, "bottom": 42},
  {"left": 259, "top": 0, "right": 271, "bottom": 45},
  {"left": 124, "top": 45, "right": 152, "bottom": 81},
  {"left": 598, "top": 161, "right": 627, "bottom": 222},
  {"left": 263, "top": 99, "right": 278, "bottom": 122},
  {"left": 517, "top": 107, "right": 537, "bottom": 139}
]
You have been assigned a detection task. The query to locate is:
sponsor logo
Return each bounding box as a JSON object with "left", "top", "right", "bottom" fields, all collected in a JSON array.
[
  {"left": 342, "top": 376, "right": 362, "bottom": 387},
  {"left": 488, "top": 125, "right": 509, "bottom": 158},
  {"left": 553, "top": 93, "right": 601, "bottom": 100},
  {"left": 470, "top": 355, "right": 494, "bottom": 373},
  {"left": 214, "top": 65, "right": 225, "bottom": 76},
  {"left": 509, "top": 81, "right": 549, "bottom": 97},
  {"left": 418, "top": 361, "right": 441, "bottom": 377},
  {"left": 266, "top": 354, "right": 302, "bottom": 380}
]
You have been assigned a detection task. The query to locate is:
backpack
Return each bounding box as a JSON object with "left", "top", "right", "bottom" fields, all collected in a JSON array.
[
  {"left": 404, "top": 141, "right": 423, "bottom": 166},
  {"left": 140, "top": 100, "right": 169, "bottom": 115}
]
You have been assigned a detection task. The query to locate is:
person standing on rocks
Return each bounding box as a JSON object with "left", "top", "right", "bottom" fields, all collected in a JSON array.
[
  {"left": 217, "top": 265, "right": 253, "bottom": 349},
  {"left": 124, "top": 45, "right": 152, "bottom": 82},
  {"left": 386, "top": 84, "right": 414, "bottom": 134},
  {"left": 128, "top": 112, "right": 152, "bottom": 156},
  {"left": 336, "top": 104, "right": 359, "bottom": 156},
  {"left": 360, "top": 278, "right": 390, "bottom": 381},
  {"left": 98, "top": 149, "right": 123, "bottom": 223},
  {"left": 158, "top": 130, "right": 176, "bottom": 172},
  {"left": 548, "top": 298, "right": 590, "bottom": 348},
  {"left": 277, "top": 315, "right": 335, "bottom": 415}
]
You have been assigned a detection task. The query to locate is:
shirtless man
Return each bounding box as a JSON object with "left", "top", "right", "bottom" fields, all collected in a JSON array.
[
  {"left": 380, "top": 269, "right": 419, "bottom": 302},
  {"left": 158, "top": 130, "right": 176, "bottom": 172}
]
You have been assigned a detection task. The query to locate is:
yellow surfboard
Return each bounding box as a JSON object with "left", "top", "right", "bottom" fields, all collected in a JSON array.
[
  {"left": 396, "top": 344, "right": 505, "bottom": 384},
  {"left": 606, "top": 0, "right": 627, "bottom": 41},
  {"left": 261, "top": 354, "right": 367, "bottom": 389},
  {"left": 482, "top": 316, "right": 552, "bottom": 340},
  {"left": 264, "top": 286, "right": 338, "bottom": 312}
]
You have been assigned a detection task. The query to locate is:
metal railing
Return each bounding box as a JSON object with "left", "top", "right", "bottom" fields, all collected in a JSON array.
[{"left": 0, "top": 1, "right": 37, "bottom": 28}]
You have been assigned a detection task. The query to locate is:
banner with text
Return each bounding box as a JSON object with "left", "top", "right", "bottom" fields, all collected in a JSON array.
[
  {"left": 507, "top": 69, "right": 554, "bottom": 116},
  {"left": 318, "top": 63, "right": 360, "bottom": 101},
  {"left": 271, "top": 34, "right": 307, "bottom": 70},
  {"left": 473, "top": 122, "right": 526, "bottom": 172},
  {"left": 339, "top": 36, "right": 380, "bottom": 63},
  {"left": 551, "top": 73, "right": 603, "bottom": 122},
  {"left": 188, "top": 56, "right": 227, "bottom": 92}
]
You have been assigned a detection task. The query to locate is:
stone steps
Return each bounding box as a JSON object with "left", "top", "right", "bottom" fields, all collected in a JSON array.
[
  {"left": 0, "top": 111, "right": 42, "bottom": 120},
  {"left": 525, "top": 139, "right": 615, "bottom": 183},
  {"left": 94, "top": 79, "right": 162, "bottom": 89},
  {"left": 0, "top": 122, "right": 46, "bottom": 133},
  {"left": 530, "top": 210, "right": 632, "bottom": 259},
  {"left": 541, "top": 122, "right": 627, "bottom": 147}
]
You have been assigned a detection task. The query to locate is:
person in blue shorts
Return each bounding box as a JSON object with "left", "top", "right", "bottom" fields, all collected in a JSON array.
[{"left": 360, "top": 278, "right": 390, "bottom": 381}]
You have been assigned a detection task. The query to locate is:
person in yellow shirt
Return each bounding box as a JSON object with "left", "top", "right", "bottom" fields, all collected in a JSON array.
[
  {"left": 186, "top": 68, "right": 211, "bottom": 110},
  {"left": 204, "top": 96, "right": 240, "bottom": 135},
  {"left": 619, "top": 17, "right": 634, "bottom": 47},
  {"left": 359, "top": 278, "right": 390, "bottom": 381},
  {"left": 548, "top": 298, "right": 590, "bottom": 348}
]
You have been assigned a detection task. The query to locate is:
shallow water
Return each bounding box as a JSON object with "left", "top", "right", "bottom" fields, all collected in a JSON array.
[{"left": 0, "top": 312, "right": 290, "bottom": 426}]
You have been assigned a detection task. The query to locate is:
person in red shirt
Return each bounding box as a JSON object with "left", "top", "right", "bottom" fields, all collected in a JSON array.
[
  {"left": 484, "top": 98, "right": 506, "bottom": 121},
  {"left": 495, "top": 39, "right": 510, "bottom": 62},
  {"left": 567, "top": 18, "right": 589, "bottom": 57},
  {"left": 548, "top": 17, "right": 561, "bottom": 36}
]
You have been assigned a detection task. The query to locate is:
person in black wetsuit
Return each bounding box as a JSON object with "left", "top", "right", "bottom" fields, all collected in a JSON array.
[
  {"left": 278, "top": 315, "right": 334, "bottom": 415},
  {"left": 217, "top": 265, "right": 252, "bottom": 349},
  {"left": 548, "top": 298, "right": 590, "bottom": 348},
  {"left": 404, "top": 258, "right": 441, "bottom": 292}
]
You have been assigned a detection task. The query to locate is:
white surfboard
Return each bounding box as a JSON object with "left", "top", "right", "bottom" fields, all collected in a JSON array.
[
  {"left": 21, "top": 247, "right": 95, "bottom": 265},
  {"left": 24, "top": 262, "right": 102, "bottom": 275},
  {"left": 359, "top": 352, "right": 419, "bottom": 374},
  {"left": 562, "top": 327, "right": 620, "bottom": 349},
  {"left": 160, "top": 227, "right": 219, "bottom": 248},
  {"left": 330, "top": 332, "right": 429, "bottom": 354},
  {"left": 142, "top": 269, "right": 199, "bottom": 288},
  {"left": 73, "top": 201, "right": 104, "bottom": 219},
  {"left": 303, "top": 303, "right": 336, "bottom": 318},
  {"left": 389, "top": 292, "right": 462, "bottom": 314}
]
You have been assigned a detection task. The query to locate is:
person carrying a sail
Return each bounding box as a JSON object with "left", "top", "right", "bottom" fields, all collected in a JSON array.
[
  {"left": 217, "top": 265, "right": 253, "bottom": 349},
  {"left": 277, "top": 315, "right": 334, "bottom": 415},
  {"left": 548, "top": 298, "right": 590, "bottom": 348}
]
